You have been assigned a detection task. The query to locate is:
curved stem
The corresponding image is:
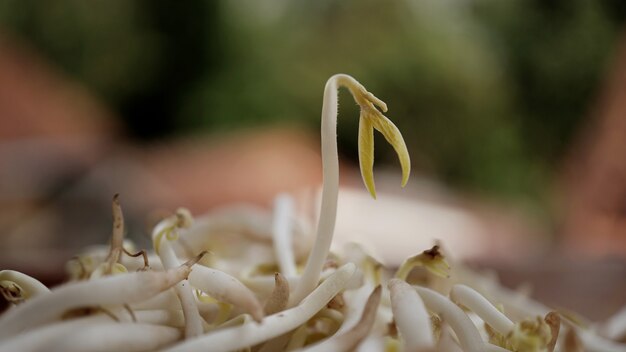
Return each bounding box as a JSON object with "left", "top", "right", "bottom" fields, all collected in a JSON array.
[
  {"left": 388, "top": 279, "right": 435, "bottom": 350},
  {"left": 0, "top": 267, "right": 190, "bottom": 339},
  {"left": 152, "top": 215, "right": 204, "bottom": 339},
  {"left": 290, "top": 74, "right": 409, "bottom": 306},
  {"left": 302, "top": 285, "right": 382, "bottom": 352},
  {"left": 188, "top": 264, "right": 264, "bottom": 322},
  {"left": 414, "top": 286, "right": 485, "bottom": 352},
  {"left": 164, "top": 263, "right": 356, "bottom": 352},
  {"left": 288, "top": 75, "right": 341, "bottom": 306},
  {"left": 450, "top": 284, "right": 514, "bottom": 335},
  {"left": 0, "top": 270, "right": 49, "bottom": 299}
]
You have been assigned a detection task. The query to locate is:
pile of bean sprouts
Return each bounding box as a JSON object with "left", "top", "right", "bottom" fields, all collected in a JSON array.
[{"left": 1, "top": 75, "right": 625, "bottom": 352}]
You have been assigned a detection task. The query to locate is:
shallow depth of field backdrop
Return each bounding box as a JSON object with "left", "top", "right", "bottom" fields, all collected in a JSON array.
[{"left": 1, "top": 0, "right": 625, "bottom": 318}]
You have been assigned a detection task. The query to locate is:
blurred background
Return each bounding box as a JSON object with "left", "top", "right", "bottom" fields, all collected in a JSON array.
[{"left": 1, "top": 0, "right": 625, "bottom": 319}]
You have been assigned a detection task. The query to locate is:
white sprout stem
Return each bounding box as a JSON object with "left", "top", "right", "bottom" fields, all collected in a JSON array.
[
  {"left": 164, "top": 263, "right": 356, "bottom": 352},
  {"left": 603, "top": 304, "right": 626, "bottom": 341},
  {"left": 483, "top": 281, "right": 550, "bottom": 321},
  {"left": 450, "top": 284, "right": 514, "bottom": 335},
  {"left": 335, "top": 281, "right": 375, "bottom": 335},
  {"left": 0, "top": 267, "right": 189, "bottom": 339},
  {"left": 0, "top": 270, "right": 49, "bottom": 298},
  {"left": 0, "top": 322, "right": 181, "bottom": 352},
  {"left": 272, "top": 193, "right": 297, "bottom": 277},
  {"left": 301, "top": 285, "right": 382, "bottom": 352},
  {"left": 388, "top": 279, "right": 435, "bottom": 350},
  {"left": 53, "top": 323, "right": 181, "bottom": 352},
  {"left": 414, "top": 286, "right": 485, "bottom": 352},
  {"left": 288, "top": 75, "right": 342, "bottom": 307},
  {"left": 289, "top": 73, "right": 409, "bottom": 306},
  {"left": 153, "top": 218, "right": 204, "bottom": 338},
  {"left": 131, "top": 289, "right": 181, "bottom": 310},
  {"left": 132, "top": 310, "right": 186, "bottom": 328},
  {"left": 188, "top": 264, "right": 264, "bottom": 322},
  {"left": 0, "top": 317, "right": 107, "bottom": 352}
]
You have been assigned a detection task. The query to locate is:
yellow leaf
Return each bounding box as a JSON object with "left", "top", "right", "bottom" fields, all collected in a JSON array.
[
  {"left": 359, "top": 114, "right": 376, "bottom": 199},
  {"left": 370, "top": 111, "right": 411, "bottom": 187}
]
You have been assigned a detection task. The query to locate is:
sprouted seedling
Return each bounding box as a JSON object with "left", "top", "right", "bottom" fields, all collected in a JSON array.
[
  {"left": 1, "top": 74, "right": 625, "bottom": 352},
  {"left": 288, "top": 74, "right": 410, "bottom": 307}
]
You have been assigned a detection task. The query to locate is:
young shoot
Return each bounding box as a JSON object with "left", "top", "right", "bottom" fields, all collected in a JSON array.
[
  {"left": 290, "top": 74, "right": 410, "bottom": 307},
  {"left": 395, "top": 245, "right": 450, "bottom": 281},
  {"left": 506, "top": 316, "right": 552, "bottom": 352}
]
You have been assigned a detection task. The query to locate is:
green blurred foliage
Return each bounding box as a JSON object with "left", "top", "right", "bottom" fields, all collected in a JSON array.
[{"left": 0, "top": 0, "right": 622, "bottom": 208}]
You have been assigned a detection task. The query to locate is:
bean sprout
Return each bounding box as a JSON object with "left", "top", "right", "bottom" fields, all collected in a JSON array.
[{"left": 0, "top": 74, "right": 624, "bottom": 352}]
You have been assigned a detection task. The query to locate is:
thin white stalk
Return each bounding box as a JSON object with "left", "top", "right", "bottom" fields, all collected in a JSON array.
[
  {"left": 56, "top": 323, "right": 180, "bottom": 352},
  {"left": 290, "top": 74, "right": 409, "bottom": 306},
  {"left": 388, "top": 279, "right": 435, "bottom": 350},
  {"left": 335, "top": 282, "right": 375, "bottom": 335},
  {"left": 272, "top": 193, "right": 297, "bottom": 277},
  {"left": 153, "top": 216, "right": 204, "bottom": 338},
  {"left": 301, "top": 285, "right": 382, "bottom": 352},
  {"left": 164, "top": 263, "right": 356, "bottom": 352},
  {"left": 0, "top": 270, "right": 49, "bottom": 298},
  {"left": 481, "top": 280, "right": 550, "bottom": 321},
  {"left": 130, "top": 288, "right": 181, "bottom": 310},
  {"left": 188, "top": 264, "right": 264, "bottom": 322},
  {"left": 414, "top": 286, "right": 485, "bottom": 352},
  {"left": 450, "top": 284, "right": 514, "bottom": 335},
  {"left": 1, "top": 322, "right": 181, "bottom": 352},
  {"left": 133, "top": 310, "right": 186, "bottom": 328},
  {"left": 0, "top": 266, "right": 189, "bottom": 339},
  {"left": 603, "top": 304, "right": 626, "bottom": 341},
  {"left": 0, "top": 317, "right": 108, "bottom": 352},
  {"left": 287, "top": 75, "right": 341, "bottom": 307}
]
